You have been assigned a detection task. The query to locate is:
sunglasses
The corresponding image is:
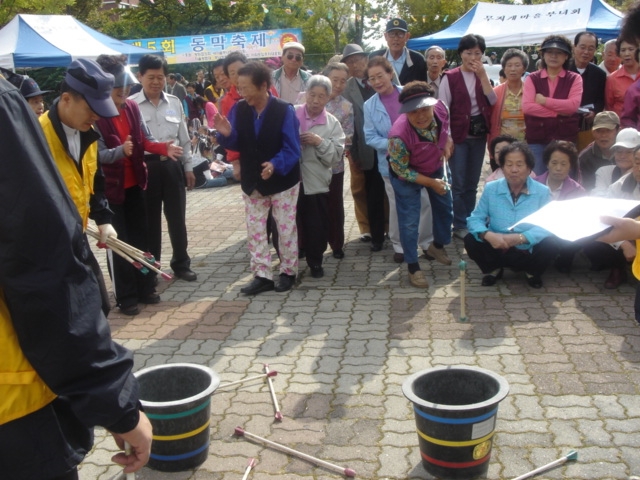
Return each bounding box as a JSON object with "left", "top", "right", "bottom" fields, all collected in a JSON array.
[{"left": 286, "top": 53, "right": 303, "bottom": 62}]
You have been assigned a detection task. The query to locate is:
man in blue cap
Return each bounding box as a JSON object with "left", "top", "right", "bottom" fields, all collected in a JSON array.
[
  {"left": 39, "top": 58, "right": 120, "bottom": 315},
  {"left": 370, "top": 18, "right": 427, "bottom": 85}
]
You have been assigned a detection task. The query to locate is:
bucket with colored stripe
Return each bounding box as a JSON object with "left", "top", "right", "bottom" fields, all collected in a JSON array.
[
  {"left": 135, "top": 363, "right": 220, "bottom": 471},
  {"left": 402, "top": 366, "right": 509, "bottom": 479}
]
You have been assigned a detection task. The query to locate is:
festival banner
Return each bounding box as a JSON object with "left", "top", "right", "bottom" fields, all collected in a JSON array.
[{"left": 124, "top": 28, "right": 302, "bottom": 64}]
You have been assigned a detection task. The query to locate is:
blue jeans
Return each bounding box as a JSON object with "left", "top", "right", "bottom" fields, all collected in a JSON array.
[
  {"left": 195, "top": 169, "right": 234, "bottom": 189},
  {"left": 528, "top": 143, "right": 548, "bottom": 176},
  {"left": 449, "top": 136, "right": 486, "bottom": 230},
  {"left": 391, "top": 167, "right": 453, "bottom": 265}
]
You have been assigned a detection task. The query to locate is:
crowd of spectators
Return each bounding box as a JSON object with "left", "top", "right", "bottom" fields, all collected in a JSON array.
[{"left": 8, "top": 17, "right": 640, "bottom": 314}]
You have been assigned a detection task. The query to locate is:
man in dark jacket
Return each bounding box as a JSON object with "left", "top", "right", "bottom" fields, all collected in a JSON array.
[
  {"left": 0, "top": 74, "right": 151, "bottom": 479},
  {"left": 569, "top": 31, "right": 607, "bottom": 150},
  {"left": 369, "top": 18, "right": 427, "bottom": 85}
]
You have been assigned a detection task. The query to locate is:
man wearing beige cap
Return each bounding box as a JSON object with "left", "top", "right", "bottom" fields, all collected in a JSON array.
[
  {"left": 272, "top": 41, "right": 311, "bottom": 103},
  {"left": 578, "top": 110, "right": 620, "bottom": 192}
]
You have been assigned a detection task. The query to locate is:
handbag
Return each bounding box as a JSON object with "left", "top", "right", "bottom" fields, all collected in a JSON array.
[{"left": 468, "top": 114, "right": 488, "bottom": 136}]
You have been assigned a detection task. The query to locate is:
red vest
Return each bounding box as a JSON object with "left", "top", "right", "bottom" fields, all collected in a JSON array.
[
  {"left": 524, "top": 70, "right": 580, "bottom": 144},
  {"left": 444, "top": 68, "right": 492, "bottom": 143}
]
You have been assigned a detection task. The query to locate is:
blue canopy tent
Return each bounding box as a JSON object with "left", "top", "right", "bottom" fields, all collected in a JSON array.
[
  {"left": 408, "top": 0, "right": 623, "bottom": 52},
  {"left": 0, "top": 14, "right": 161, "bottom": 70}
]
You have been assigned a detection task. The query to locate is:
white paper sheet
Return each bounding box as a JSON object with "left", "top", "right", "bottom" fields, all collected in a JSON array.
[{"left": 510, "top": 197, "right": 640, "bottom": 241}]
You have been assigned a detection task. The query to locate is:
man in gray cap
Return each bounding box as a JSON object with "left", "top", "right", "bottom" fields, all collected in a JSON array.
[
  {"left": 39, "top": 57, "right": 119, "bottom": 315},
  {"left": 341, "top": 43, "right": 386, "bottom": 249},
  {"left": 370, "top": 18, "right": 427, "bottom": 85},
  {"left": 272, "top": 41, "right": 311, "bottom": 103}
]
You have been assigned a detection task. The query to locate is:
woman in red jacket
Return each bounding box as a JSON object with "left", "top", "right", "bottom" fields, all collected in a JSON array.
[{"left": 95, "top": 55, "right": 182, "bottom": 316}]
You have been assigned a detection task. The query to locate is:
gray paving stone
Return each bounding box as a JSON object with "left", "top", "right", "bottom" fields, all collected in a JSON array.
[{"left": 82, "top": 166, "right": 640, "bottom": 479}]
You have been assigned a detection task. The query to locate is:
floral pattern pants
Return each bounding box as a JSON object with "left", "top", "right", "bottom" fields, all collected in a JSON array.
[{"left": 242, "top": 183, "right": 300, "bottom": 280}]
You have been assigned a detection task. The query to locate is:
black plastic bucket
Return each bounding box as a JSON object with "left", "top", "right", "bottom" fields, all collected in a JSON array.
[
  {"left": 134, "top": 363, "right": 220, "bottom": 471},
  {"left": 402, "top": 366, "right": 509, "bottom": 479}
]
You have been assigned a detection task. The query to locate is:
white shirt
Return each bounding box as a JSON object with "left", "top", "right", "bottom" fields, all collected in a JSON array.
[
  {"left": 129, "top": 90, "right": 193, "bottom": 171},
  {"left": 62, "top": 123, "right": 80, "bottom": 164}
]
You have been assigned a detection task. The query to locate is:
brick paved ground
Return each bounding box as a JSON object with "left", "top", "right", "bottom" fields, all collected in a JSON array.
[{"left": 81, "top": 167, "right": 640, "bottom": 480}]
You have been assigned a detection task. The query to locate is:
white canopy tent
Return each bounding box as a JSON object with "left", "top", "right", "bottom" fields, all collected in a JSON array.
[
  {"left": 408, "top": 0, "right": 623, "bottom": 51},
  {"left": 0, "top": 14, "right": 161, "bottom": 70}
]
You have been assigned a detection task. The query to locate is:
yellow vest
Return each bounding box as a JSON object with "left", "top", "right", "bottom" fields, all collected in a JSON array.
[
  {"left": 0, "top": 290, "right": 57, "bottom": 425},
  {"left": 39, "top": 114, "right": 98, "bottom": 230},
  {"left": 0, "top": 111, "right": 100, "bottom": 425}
]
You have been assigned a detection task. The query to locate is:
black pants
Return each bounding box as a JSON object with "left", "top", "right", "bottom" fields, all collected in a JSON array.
[
  {"left": 297, "top": 184, "right": 329, "bottom": 268},
  {"left": 635, "top": 283, "right": 640, "bottom": 323},
  {"left": 363, "top": 154, "right": 386, "bottom": 245},
  {"left": 52, "top": 469, "right": 79, "bottom": 480},
  {"left": 85, "top": 240, "right": 110, "bottom": 317},
  {"left": 464, "top": 234, "right": 559, "bottom": 277},
  {"left": 328, "top": 171, "right": 345, "bottom": 253},
  {"left": 145, "top": 155, "right": 191, "bottom": 273},
  {"left": 107, "top": 186, "right": 156, "bottom": 308},
  {"left": 582, "top": 240, "right": 627, "bottom": 270}
]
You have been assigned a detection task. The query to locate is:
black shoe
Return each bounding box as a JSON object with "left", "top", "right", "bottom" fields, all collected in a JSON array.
[
  {"left": 240, "top": 277, "right": 275, "bottom": 295},
  {"left": 139, "top": 293, "right": 161, "bottom": 304},
  {"left": 370, "top": 243, "right": 383, "bottom": 252},
  {"left": 275, "top": 274, "right": 295, "bottom": 292},
  {"left": 393, "top": 252, "right": 404, "bottom": 263},
  {"left": 119, "top": 304, "right": 140, "bottom": 316},
  {"left": 333, "top": 250, "right": 345, "bottom": 259},
  {"left": 525, "top": 273, "right": 543, "bottom": 289},
  {"left": 174, "top": 269, "right": 197, "bottom": 281},
  {"left": 310, "top": 266, "right": 324, "bottom": 278},
  {"left": 481, "top": 268, "right": 503, "bottom": 286},
  {"left": 360, "top": 233, "right": 372, "bottom": 242},
  {"left": 554, "top": 258, "right": 572, "bottom": 274},
  {"left": 604, "top": 267, "right": 626, "bottom": 289}
]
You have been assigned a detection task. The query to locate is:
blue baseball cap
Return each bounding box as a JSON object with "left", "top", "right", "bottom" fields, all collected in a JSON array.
[{"left": 64, "top": 58, "right": 118, "bottom": 118}]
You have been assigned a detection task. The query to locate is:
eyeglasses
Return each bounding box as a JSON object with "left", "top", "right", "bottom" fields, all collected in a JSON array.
[
  {"left": 387, "top": 31, "right": 406, "bottom": 39},
  {"left": 286, "top": 53, "right": 303, "bottom": 61}
]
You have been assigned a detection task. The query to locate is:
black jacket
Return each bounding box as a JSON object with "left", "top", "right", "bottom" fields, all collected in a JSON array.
[
  {"left": 369, "top": 47, "right": 428, "bottom": 85},
  {"left": 569, "top": 61, "right": 607, "bottom": 114},
  {"left": 0, "top": 78, "right": 140, "bottom": 478}
]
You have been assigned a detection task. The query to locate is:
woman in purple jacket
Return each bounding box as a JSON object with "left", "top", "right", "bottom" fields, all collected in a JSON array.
[
  {"left": 534, "top": 140, "right": 585, "bottom": 201},
  {"left": 535, "top": 141, "right": 586, "bottom": 273},
  {"left": 388, "top": 82, "right": 453, "bottom": 288}
]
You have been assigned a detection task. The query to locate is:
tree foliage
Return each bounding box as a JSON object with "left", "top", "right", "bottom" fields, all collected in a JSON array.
[{"left": 0, "top": 0, "right": 75, "bottom": 27}]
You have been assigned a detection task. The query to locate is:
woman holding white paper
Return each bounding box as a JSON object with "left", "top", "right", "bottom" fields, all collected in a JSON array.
[{"left": 464, "top": 142, "right": 559, "bottom": 288}]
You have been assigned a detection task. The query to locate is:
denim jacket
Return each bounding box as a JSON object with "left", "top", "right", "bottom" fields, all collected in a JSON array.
[{"left": 363, "top": 85, "right": 402, "bottom": 177}]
